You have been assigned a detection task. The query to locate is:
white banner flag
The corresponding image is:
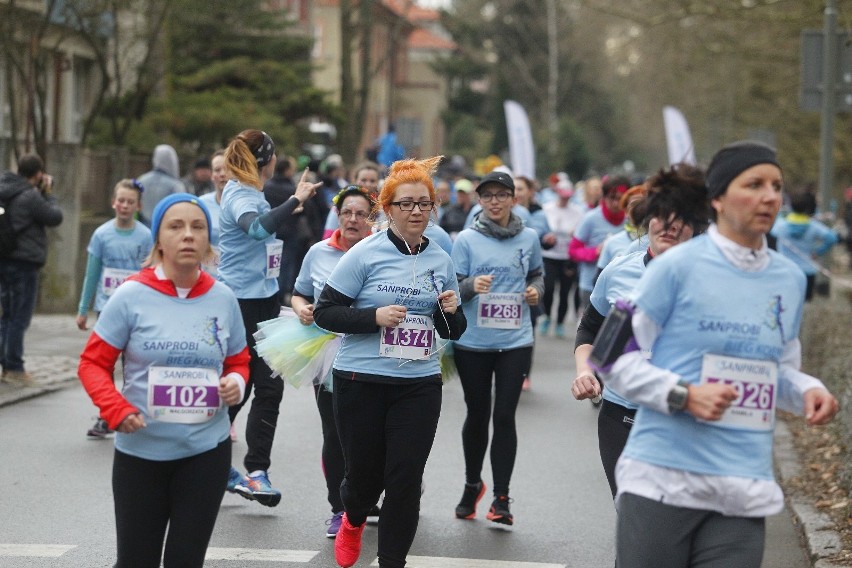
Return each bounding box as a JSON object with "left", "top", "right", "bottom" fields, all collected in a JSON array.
[
  {"left": 662, "top": 106, "right": 696, "bottom": 166},
  {"left": 504, "top": 100, "right": 536, "bottom": 179}
]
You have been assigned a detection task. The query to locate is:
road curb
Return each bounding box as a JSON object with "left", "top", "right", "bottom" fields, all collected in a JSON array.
[
  {"left": 775, "top": 420, "right": 846, "bottom": 567},
  {"left": 0, "top": 356, "right": 80, "bottom": 408}
]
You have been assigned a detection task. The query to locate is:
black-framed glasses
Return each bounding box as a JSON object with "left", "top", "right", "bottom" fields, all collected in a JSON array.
[
  {"left": 479, "top": 191, "right": 513, "bottom": 202},
  {"left": 391, "top": 200, "right": 435, "bottom": 211}
]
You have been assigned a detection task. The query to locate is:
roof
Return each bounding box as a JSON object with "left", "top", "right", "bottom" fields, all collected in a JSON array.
[{"left": 409, "top": 27, "right": 455, "bottom": 50}]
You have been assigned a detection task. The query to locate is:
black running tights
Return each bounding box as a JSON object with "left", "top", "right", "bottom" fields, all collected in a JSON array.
[
  {"left": 112, "top": 440, "right": 230, "bottom": 568},
  {"left": 453, "top": 347, "right": 532, "bottom": 495}
]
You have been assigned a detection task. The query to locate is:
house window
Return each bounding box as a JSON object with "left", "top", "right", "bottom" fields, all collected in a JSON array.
[
  {"left": 71, "top": 57, "right": 92, "bottom": 142},
  {"left": 395, "top": 117, "right": 421, "bottom": 151}
]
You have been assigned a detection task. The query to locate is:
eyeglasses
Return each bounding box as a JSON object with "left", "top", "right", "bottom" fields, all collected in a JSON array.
[
  {"left": 339, "top": 210, "right": 369, "bottom": 220},
  {"left": 479, "top": 191, "right": 513, "bottom": 202},
  {"left": 391, "top": 200, "right": 435, "bottom": 211}
]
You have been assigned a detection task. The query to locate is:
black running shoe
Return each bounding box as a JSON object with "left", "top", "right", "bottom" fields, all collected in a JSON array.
[
  {"left": 486, "top": 494, "right": 514, "bottom": 525},
  {"left": 454, "top": 481, "right": 486, "bottom": 519}
]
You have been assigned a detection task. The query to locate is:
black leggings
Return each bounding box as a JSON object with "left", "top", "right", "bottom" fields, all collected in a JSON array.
[
  {"left": 112, "top": 440, "right": 230, "bottom": 568},
  {"left": 314, "top": 383, "right": 345, "bottom": 513},
  {"left": 333, "top": 374, "right": 442, "bottom": 568},
  {"left": 542, "top": 257, "right": 579, "bottom": 323},
  {"left": 453, "top": 347, "right": 532, "bottom": 495},
  {"left": 229, "top": 294, "right": 282, "bottom": 472},
  {"left": 597, "top": 399, "right": 636, "bottom": 498}
]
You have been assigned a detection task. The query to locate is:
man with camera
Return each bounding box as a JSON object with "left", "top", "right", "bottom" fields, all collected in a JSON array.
[{"left": 0, "top": 153, "right": 63, "bottom": 385}]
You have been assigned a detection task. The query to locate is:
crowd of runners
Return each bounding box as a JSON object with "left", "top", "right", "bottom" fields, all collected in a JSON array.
[{"left": 69, "top": 130, "right": 840, "bottom": 568}]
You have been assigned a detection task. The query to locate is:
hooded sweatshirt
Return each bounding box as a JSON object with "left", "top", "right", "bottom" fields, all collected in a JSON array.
[{"left": 138, "top": 145, "right": 186, "bottom": 223}]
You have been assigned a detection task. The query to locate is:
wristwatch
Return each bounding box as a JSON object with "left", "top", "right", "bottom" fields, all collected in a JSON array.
[{"left": 667, "top": 379, "right": 690, "bottom": 412}]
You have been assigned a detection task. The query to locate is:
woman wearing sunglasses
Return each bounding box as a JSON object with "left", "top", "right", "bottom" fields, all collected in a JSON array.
[{"left": 450, "top": 171, "right": 544, "bottom": 526}]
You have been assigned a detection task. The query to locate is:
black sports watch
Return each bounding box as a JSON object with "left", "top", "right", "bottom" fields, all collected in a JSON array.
[{"left": 667, "top": 380, "right": 690, "bottom": 412}]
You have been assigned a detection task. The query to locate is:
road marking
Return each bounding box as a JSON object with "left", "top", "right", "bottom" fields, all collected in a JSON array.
[
  {"left": 373, "top": 557, "right": 565, "bottom": 568},
  {"left": 205, "top": 548, "right": 318, "bottom": 562},
  {"left": 0, "top": 544, "right": 76, "bottom": 557}
]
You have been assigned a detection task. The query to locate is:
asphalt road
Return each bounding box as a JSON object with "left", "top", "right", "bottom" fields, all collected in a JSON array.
[{"left": 0, "top": 321, "right": 811, "bottom": 567}]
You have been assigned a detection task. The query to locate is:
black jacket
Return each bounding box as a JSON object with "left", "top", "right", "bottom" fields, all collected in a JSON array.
[{"left": 0, "top": 172, "right": 63, "bottom": 267}]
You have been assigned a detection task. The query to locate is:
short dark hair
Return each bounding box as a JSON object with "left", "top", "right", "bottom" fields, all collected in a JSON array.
[
  {"left": 193, "top": 157, "right": 212, "bottom": 170},
  {"left": 639, "top": 164, "right": 710, "bottom": 234},
  {"left": 275, "top": 155, "right": 292, "bottom": 176},
  {"left": 18, "top": 154, "right": 44, "bottom": 179},
  {"left": 790, "top": 192, "right": 817, "bottom": 216}
]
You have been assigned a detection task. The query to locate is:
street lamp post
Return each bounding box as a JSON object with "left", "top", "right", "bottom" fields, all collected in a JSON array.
[{"left": 818, "top": 0, "right": 838, "bottom": 214}]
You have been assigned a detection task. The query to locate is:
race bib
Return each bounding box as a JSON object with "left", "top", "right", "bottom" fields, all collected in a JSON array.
[
  {"left": 147, "top": 366, "right": 220, "bottom": 424},
  {"left": 101, "top": 268, "right": 135, "bottom": 297},
  {"left": 380, "top": 314, "right": 434, "bottom": 359},
  {"left": 699, "top": 354, "right": 777, "bottom": 431},
  {"left": 265, "top": 240, "right": 283, "bottom": 279},
  {"left": 477, "top": 292, "right": 523, "bottom": 329}
]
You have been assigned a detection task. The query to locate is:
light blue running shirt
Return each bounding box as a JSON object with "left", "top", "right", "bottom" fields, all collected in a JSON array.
[
  {"left": 95, "top": 278, "right": 246, "bottom": 461},
  {"left": 86, "top": 220, "right": 153, "bottom": 312},
  {"left": 326, "top": 230, "right": 459, "bottom": 379},
  {"left": 589, "top": 250, "right": 645, "bottom": 410},
  {"left": 452, "top": 226, "right": 542, "bottom": 350},
  {"left": 622, "top": 235, "right": 805, "bottom": 480},
  {"left": 217, "top": 180, "right": 280, "bottom": 299},
  {"left": 573, "top": 207, "right": 624, "bottom": 291}
]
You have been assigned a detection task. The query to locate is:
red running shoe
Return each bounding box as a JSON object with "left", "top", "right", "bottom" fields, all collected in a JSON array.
[
  {"left": 486, "top": 494, "right": 514, "bottom": 525},
  {"left": 334, "top": 513, "right": 365, "bottom": 567}
]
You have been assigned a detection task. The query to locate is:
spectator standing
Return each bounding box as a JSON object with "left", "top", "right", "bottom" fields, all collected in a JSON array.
[
  {"left": 376, "top": 125, "right": 405, "bottom": 170},
  {"left": 0, "top": 154, "right": 63, "bottom": 386},
  {"left": 264, "top": 156, "right": 320, "bottom": 306},
  {"left": 138, "top": 144, "right": 186, "bottom": 225},
  {"left": 182, "top": 157, "right": 215, "bottom": 196},
  {"left": 439, "top": 178, "right": 474, "bottom": 239}
]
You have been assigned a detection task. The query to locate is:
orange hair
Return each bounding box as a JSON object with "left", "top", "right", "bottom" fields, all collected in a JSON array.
[
  {"left": 619, "top": 184, "right": 647, "bottom": 211},
  {"left": 224, "top": 129, "right": 264, "bottom": 190},
  {"left": 379, "top": 156, "right": 443, "bottom": 213}
]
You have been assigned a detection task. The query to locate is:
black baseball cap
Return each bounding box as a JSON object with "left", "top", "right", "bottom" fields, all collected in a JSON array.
[{"left": 475, "top": 171, "right": 515, "bottom": 194}]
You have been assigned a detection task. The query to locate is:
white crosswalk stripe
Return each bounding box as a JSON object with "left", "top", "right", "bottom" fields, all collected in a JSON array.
[
  {"left": 373, "top": 556, "right": 565, "bottom": 568},
  {"left": 0, "top": 544, "right": 77, "bottom": 557},
  {"left": 204, "top": 547, "right": 318, "bottom": 562}
]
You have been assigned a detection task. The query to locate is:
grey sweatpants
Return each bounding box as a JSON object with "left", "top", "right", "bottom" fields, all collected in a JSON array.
[{"left": 616, "top": 492, "right": 766, "bottom": 568}]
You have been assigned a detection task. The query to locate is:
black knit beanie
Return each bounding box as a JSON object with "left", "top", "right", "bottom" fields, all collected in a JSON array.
[{"left": 705, "top": 140, "right": 780, "bottom": 199}]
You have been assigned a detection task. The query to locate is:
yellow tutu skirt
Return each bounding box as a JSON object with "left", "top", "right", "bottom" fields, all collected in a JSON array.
[{"left": 254, "top": 308, "right": 340, "bottom": 389}]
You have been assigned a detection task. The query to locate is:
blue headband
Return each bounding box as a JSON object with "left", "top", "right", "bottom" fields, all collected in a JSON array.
[{"left": 150, "top": 193, "right": 212, "bottom": 243}]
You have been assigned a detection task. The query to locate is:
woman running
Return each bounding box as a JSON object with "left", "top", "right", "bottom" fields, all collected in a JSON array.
[
  {"left": 599, "top": 141, "right": 839, "bottom": 567},
  {"left": 77, "top": 193, "right": 250, "bottom": 567},
  {"left": 313, "top": 156, "right": 466, "bottom": 568},
  {"left": 450, "top": 170, "right": 544, "bottom": 526}
]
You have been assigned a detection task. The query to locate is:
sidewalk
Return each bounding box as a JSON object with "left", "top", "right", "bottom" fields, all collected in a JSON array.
[{"left": 0, "top": 313, "right": 87, "bottom": 408}]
